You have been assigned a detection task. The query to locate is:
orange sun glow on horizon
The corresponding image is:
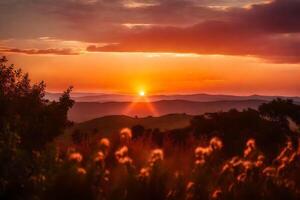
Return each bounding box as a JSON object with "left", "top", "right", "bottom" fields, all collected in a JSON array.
[{"left": 139, "top": 90, "right": 145, "bottom": 97}]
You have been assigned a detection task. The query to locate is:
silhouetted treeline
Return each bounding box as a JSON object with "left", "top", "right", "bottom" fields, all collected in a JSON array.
[{"left": 1, "top": 57, "right": 300, "bottom": 200}]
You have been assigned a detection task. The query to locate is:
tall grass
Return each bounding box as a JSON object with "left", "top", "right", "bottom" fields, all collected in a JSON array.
[{"left": 49, "top": 128, "right": 300, "bottom": 200}]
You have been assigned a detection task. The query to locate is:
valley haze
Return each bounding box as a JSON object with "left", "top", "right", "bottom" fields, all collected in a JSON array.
[{"left": 45, "top": 93, "right": 300, "bottom": 122}]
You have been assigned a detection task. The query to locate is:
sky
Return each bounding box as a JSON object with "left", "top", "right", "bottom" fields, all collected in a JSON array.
[{"left": 0, "top": 0, "right": 300, "bottom": 96}]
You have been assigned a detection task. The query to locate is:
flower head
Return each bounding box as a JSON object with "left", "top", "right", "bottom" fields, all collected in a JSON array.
[
  {"left": 94, "top": 151, "right": 105, "bottom": 163},
  {"left": 69, "top": 152, "right": 83, "bottom": 163},
  {"left": 99, "top": 138, "right": 110, "bottom": 149},
  {"left": 149, "top": 149, "right": 164, "bottom": 166},
  {"left": 139, "top": 167, "right": 150, "bottom": 178},
  {"left": 209, "top": 137, "right": 223, "bottom": 151},
  {"left": 115, "top": 146, "right": 129, "bottom": 160},
  {"left": 120, "top": 128, "right": 132, "bottom": 144},
  {"left": 244, "top": 139, "right": 256, "bottom": 158},
  {"left": 77, "top": 167, "right": 87, "bottom": 175}
]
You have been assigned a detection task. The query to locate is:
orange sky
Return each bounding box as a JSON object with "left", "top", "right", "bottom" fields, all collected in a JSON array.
[
  {"left": 6, "top": 52, "right": 300, "bottom": 96},
  {"left": 1, "top": 0, "right": 300, "bottom": 96}
]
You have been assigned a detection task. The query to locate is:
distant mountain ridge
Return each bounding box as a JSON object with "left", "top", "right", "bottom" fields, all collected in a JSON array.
[
  {"left": 46, "top": 92, "right": 300, "bottom": 103},
  {"left": 44, "top": 92, "right": 300, "bottom": 122},
  {"left": 68, "top": 99, "right": 268, "bottom": 122}
]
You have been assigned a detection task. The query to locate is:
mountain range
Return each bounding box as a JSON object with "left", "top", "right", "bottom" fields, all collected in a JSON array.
[
  {"left": 45, "top": 93, "right": 300, "bottom": 122},
  {"left": 68, "top": 99, "right": 269, "bottom": 122},
  {"left": 46, "top": 92, "right": 300, "bottom": 103}
]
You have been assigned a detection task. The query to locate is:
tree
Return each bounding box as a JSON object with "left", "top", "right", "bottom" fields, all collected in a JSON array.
[
  {"left": 0, "top": 56, "right": 74, "bottom": 150},
  {"left": 190, "top": 108, "right": 291, "bottom": 159},
  {"left": 259, "top": 98, "right": 300, "bottom": 125},
  {"left": 0, "top": 56, "right": 75, "bottom": 199}
]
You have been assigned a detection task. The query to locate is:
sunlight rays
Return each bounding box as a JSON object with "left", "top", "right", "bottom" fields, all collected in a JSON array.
[{"left": 123, "top": 93, "right": 159, "bottom": 117}]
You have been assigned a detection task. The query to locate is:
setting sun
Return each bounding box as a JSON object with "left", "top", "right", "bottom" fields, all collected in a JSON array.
[{"left": 139, "top": 90, "right": 145, "bottom": 97}]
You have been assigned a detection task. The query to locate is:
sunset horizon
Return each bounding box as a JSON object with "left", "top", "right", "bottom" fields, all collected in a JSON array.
[
  {"left": 3, "top": 50, "right": 300, "bottom": 96},
  {"left": 1, "top": 1, "right": 300, "bottom": 200},
  {"left": 1, "top": 0, "right": 300, "bottom": 96}
]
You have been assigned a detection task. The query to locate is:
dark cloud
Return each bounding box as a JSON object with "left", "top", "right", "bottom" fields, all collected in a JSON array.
[
  {"left": 232, "top": 0, "right": 300, "bottom": 33},
  {"left": 1, "top": 0, "right": 300, "bottom": 63},
  {"left": 0, "top": 47, "right": 79, "bottom": 55},
  {"left": 86, "top": 0, "right": 300, "bottom": 63},
  {"left": 0, "top": 0, "right": 227, "bottom": 42}
]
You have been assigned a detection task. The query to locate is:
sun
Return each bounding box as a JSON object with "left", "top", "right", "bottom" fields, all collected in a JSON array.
[{"left": 139, "top": 90, "right": 145, "bottom": 97}]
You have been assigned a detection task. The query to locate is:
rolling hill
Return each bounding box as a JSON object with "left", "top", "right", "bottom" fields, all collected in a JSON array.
[
  {"left": 68, "top": 99, "right": 267, "bottom": 122},
  {"left": 60, "top": 114, "right": 193, "bottom": 145},
  {"left": 46, "top": 92, "right": 300, "bottom": 103}
]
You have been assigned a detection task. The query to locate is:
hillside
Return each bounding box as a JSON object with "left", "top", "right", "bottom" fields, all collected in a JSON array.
[
  {"left": 68, "top": 99, "right": 267, "bottom": 122},
  {"left": 61, "top": 114, "right": 193, "bottom": 145}
]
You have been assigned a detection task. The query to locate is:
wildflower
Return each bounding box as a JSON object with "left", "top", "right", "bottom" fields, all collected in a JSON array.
[
  {"left": 237, "top": 173, "right": 247, "bottom": 182},
  {"left": 139, "top": 167, "right": 150, "bottom": 178},
  {"left": 104, "top": 169, "right": 110, "bottom": 176},
  {"left": 118, "top": 156, "right": 133, "bottom": 165},
  {"left": 186, "top": 181, "right": 194, "bottom": 191},
  {"left": 149, "top": 149, "right": 164, "bottom": 166},
  {"left": 242, "top": 161, "right": 254, "bottom": 171},
  {"left": 244, "top": 139, "right": 256, "bottom": 158},
  {"left": 289, "top": 152, "right": 297, "bottom": 163},
  {"left": 277, "top": 156, "right": 289, "bottom": 174},
  {"left": 276, "top": 140, "right": 294, "bottom": 161},
  {"left": 69, "top": 152, "right": 83, "bottom": 163},
  {"left": 195, "top": 146, "right": 211, "bottom": 160},
  {"left": 115, "top": 146, "right": 129, "bottom": 160},
  {"left": 212, "top": 189, "right": 222, "bottom": 199},
  {"left": 255, "top": 155, "right": 265, "bottom": 167},
  {"left": 94, "top": 151, "right": 105, "bottom": 163},
  {"left": 222, "top": 157, "right": 243, "bottom": 173},
  {"left": 263, "top": 166, "right": 276, "bottom": 177},
  {"left": 77, "top": 167, "right": 87, "bottom": 175},
  {"left": 115, "top": 146, "right": 133, "bottom": 165},
  {"left": 230, "top": 156, "right": 242, "bottom": 167},
  {"left": 221, "top": 163, "right": 230, "bottom": 173},
  {"left": 277, "top": 164, "right": 286, "bottom": 174},
  {"left": 209, "top": 137, "right": 223, "bottom": 151},
  {"left": 99, "top": 138, "right": 110, "bottom": 149},
  {"left": 186, "top": 182, "right": 195, "bottom": 200},
  {"left": 120, "top": 128, "right": 132, "bottom": 144},
  {"left": 195, "top": 159, "right": 205, "bottom": 167},
  {"left": 104, "top": 170, "right": 110, "bottom": 182},
  {"left": 247, "top": 139, "right": 256, "bottom": 149}
]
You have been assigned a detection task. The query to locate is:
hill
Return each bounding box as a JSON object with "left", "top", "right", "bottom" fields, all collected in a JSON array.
[
  {"left": 68, "top": 99, "right": 267, "bottom": 122},
  {"left": 61, "top": 114, "right": 193, "bottom": 145},
  {"left": 46, "top": 92, "right": 300, "bottom": 103}
]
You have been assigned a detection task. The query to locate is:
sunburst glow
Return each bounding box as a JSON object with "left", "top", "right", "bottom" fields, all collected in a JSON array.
[{"left": 139, "top": 90, "right": 145, "bottom": 97}]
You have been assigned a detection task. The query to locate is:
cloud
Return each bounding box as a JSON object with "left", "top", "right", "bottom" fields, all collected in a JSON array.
[
  {"left": 0, "top": 0, "right": 227, "bottom": 42},
  {"left": 0, "top": 47, "right": 79, "bottom": 55},
  {"left": 86, "top": 0, "right": 300, "bottom": 63},
  {"left": 86, "top": 25, "right": 300, "bottom": 63},
  {"left": 233, "top": 0, "right": 300, "bottom": 33},
  {"left": 1, "top": 0, "right": 300, "bottom": 63}
]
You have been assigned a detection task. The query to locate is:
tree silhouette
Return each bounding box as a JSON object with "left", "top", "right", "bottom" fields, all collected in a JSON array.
[
  {"left": 259, "top": 98, "right": 300, "bottom": 125},
  {"left": 190, "top": 108, "right": 292, "bottom": 159},
  {"left": 0, "top": 56, "right": 74, "bottom": 150}
]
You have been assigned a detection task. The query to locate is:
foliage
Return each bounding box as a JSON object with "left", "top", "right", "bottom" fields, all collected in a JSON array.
[{"left": 0, "top": 56, "right": 74, "bottom": 199}]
